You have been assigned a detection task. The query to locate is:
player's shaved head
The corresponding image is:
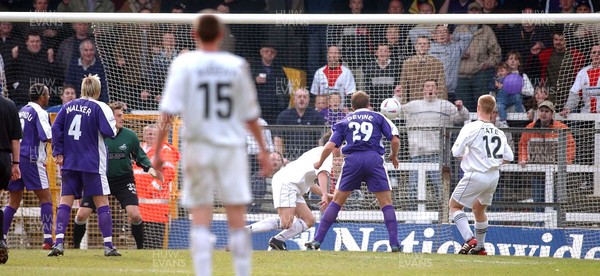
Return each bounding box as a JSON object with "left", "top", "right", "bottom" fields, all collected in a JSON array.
[
  {"left": 351, "top": 91, "right": 370, "bottom": 110},
  {"left": 81, "top": 74, "right": 101, "bottom": 99},
  {"left": 194, "top": 13, "right": 223, "bottom": 43},
  {"left": 29, "top": 83, "right": 48, "bottom": 102},
  {"left": 478, "top": 95, "right": 496, "bottom": 115}
]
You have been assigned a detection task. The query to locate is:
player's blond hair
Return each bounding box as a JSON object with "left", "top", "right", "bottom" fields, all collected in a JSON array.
[
  {"left": 351, "top": 91, "right": 370, "bottom": 110},
  {"left": 109, "top": 101, "right": 126, "bottom": 112},
  {"left": 81, "top": 74, "right": 101, "bottom": 99},
  {"left": 478, "top": 95, "right": 496, "bottom": 114}
]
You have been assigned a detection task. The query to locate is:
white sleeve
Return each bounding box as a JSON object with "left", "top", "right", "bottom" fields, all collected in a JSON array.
[
  {"left": 39, "top": 110, "right": 52, "bottom": 140},
  {"left": 521, "top": 73, "right": 534, "bottom": 97},
  {"left": 502, "top": 134, "right": 515, "bottom": 162},
  {"left": 345, "top": 69, "right": 356, "bottom": 95},
  {"left": 310, "top": 70, "right": 320, "bottom": 95},
  {"left": 452, "top": 125, "right": 472, "bottom": 157},
  {"left": 159, "top": 55, "right": 187, "bottom": 115},
  {"left": 238, "top": 61, "right": 261, "bottom": 121},
  {"left": 565, "top": 70, "right": 586, "bottom": 110},
  {"left": 570, "top": 69, "right": 585, "bottom": 94},
  {"left": 316, "top": 153, "right": 334, "bottom": 176}
]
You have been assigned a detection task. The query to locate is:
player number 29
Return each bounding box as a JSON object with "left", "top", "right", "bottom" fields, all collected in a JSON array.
[
  {"left": 349, "top": 121, "right": 373, "bottom": 142},
  {"left": 198, "top": 82, "right": 232, "bottom": 119}
]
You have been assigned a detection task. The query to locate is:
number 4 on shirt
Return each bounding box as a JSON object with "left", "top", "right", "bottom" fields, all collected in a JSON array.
[{"left": 68, "top": 114, "right": 83, "bottom": 140}]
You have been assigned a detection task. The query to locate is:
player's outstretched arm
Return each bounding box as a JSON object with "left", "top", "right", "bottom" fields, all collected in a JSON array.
[
  {"left": 247, "top": 118, "right": 273, "bottom": 177},
  {"left": 314, "top": 142, "right": 335, "bottom": 170},
  {"left": 389, "top": 136, "right": 400, "bottom": 169}
]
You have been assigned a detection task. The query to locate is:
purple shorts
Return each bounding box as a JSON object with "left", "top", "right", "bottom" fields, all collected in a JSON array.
[
  {"left": 8, "top": 160, "right": 49, "bottom": 191},
  {"left": 61, "top": 170, "right": 110, "bottom": 198},
  {"left": 337, "top": 151, "right": 391, "bottom": 192}
]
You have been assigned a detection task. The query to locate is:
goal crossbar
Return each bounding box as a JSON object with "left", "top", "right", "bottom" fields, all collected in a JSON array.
[{"left": 2, "top": 12, "right": 600, "bottom": 25}]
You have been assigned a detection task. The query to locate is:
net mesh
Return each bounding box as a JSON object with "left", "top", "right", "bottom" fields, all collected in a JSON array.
[{"left": 1, "top": 16, "right": 599, "bottom": 254}]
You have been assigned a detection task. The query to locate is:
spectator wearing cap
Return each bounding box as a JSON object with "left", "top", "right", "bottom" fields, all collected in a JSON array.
[
  {"left": 519, "top": 100, "right": 575, "bottom": 204},
  {"left": 251, "top": 42, "right": 289, "bottom": 124},
  {"left": 57, "top": 0, "right": 115, "bottom": 12}
]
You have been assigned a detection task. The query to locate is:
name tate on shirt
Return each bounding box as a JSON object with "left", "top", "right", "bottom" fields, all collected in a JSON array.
[
  {"left": 483, "top": 127, "right": 499, "bottom": 135},
  {"left": 66, "top": 105, "right": 92, "bottom": 116}
]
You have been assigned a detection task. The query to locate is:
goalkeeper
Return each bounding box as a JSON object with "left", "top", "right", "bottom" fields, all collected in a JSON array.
[{"left": 72, "top": 101, "right": 163, "bottom": 250}]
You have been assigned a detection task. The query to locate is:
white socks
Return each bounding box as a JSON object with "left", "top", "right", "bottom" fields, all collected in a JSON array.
[
  {"left": 275, "top": 218, "right": 308, "bottom": 241},
  {"left": 229, "top": 228, "right": 252, "bottom": 276},
  {"left": 451, "top": 210, "right": 474, "bottom": 241},
  {"left": 246, "top": 217, "right": 281, "bottom": 233},
  {"left": 191, "top": 226, "right": 214, "bottom": 276},
  {"left": 474, "top": 221, "right": 488, "bottom": 250}
]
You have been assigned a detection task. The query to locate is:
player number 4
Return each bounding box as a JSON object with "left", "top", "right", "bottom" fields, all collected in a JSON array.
[{"left": 68, "top": 114, "right": 83, "bottom": 140}]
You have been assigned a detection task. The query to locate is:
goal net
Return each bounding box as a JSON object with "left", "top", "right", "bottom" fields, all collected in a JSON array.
[{"left": 1, "top": 12, "right": 599, "bottom": 258}]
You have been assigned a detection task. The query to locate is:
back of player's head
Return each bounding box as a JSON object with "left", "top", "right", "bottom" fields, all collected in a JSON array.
[
  {"left": 81, "top": 74, "right": 101, "bottom": 99},
  {"left": 351, "top": 91, "right": 370, "bottom": 110},
  {"left": 109, "top": 101, "right": 126, "bottom": 112},
  {"left": 29, "top": 83, "right": 48, "bottom": 102},
  {"left": 319, "top": 130, "right": 333, "bottom": 146},
  {"left": 478, "top": 95, "right": 496, "bottom": 114},
  {"left": 194, "top": 13, "right": 223, "bottom": 43}
]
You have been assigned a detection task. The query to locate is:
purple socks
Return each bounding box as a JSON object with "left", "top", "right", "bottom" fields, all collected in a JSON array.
[
  {"left": 55, "top": 204, "right": 72, "bottom": 245},
  {"left": 313, "top": 202, "right": 341, "bottom": 243},
  {"left": 2, "top": 206, "right": 16, "bottom": 239},
  {"left": 382, "top": 205, "right": 399, "bottom": 247},
  {"left": 40, "top": 202, "right": 53, "bottom": 244},
  {"left": 97, "top": 205, "right": 114, "bottom": 248}
]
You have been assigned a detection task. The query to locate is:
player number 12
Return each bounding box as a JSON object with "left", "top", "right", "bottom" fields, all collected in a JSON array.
[{"left": 483, "top": 135, "right": 502, "bottom": 158}]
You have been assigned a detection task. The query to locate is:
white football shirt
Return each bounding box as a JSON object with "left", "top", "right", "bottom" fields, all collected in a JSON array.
[
  {"left": 275, "top": 146, "right": 333, "bottom": 194},
  {"left": 452, "top": 120, "right": 514, "bottom": 172},
  {"left": 159, "top": 50, "right": 260, "bottom": 146}
]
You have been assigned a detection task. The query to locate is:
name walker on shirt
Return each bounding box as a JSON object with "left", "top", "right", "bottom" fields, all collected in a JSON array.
[{"left": 66, "top": 105, "right": 92, "bottom": 116}]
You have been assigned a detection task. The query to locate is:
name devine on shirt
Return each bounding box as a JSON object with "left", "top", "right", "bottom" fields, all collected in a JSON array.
[{"left": 346, "top": 114, "right": 374, "bottom": 121}]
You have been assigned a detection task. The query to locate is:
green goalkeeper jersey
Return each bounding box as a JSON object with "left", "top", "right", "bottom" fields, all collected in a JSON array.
[{"left": 105, "top": 127, "right": 151, "bottom": 178}]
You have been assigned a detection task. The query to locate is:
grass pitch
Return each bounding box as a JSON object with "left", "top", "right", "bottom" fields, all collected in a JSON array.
[{"left": 0, "top": 249, "right": 599, "bottom": 275}]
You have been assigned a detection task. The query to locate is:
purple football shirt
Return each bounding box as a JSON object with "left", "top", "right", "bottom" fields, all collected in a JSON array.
[
  {"left": 330, "top": 108, "right": 399, "bottom": 156},
  {"left": 51, "top": 98, "right": 116, "bottom": 174}
]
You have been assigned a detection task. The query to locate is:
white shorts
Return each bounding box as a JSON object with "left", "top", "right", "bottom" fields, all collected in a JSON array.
[
  {"left": 181, "top": 143, "right": 251, "bottom": 207},
  {"left": 451, "top": 170, "right": 500, "bottom": 208},
  {"left": 271, "top": 173, "right": 306, "bottom": 209}
]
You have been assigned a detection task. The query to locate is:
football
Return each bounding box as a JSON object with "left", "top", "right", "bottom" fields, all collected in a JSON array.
[{"left": 380, "top": 98, "right": 401, "bottom": 120}]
